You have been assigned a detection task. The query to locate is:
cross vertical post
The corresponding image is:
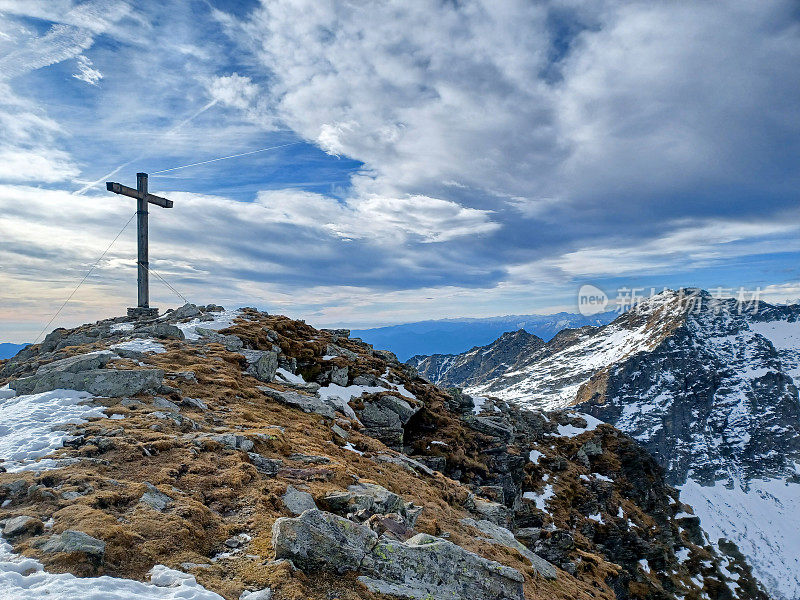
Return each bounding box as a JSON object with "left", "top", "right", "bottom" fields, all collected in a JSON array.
[
  {"left": 136, "top": 172, "right": 149, "bottom": 311},
  {"left": 106, "top": 172, "right": 174, "bottom": 319}
]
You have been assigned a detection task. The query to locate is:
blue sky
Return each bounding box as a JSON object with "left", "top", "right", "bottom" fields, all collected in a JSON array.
[{"left": 1, "top": 0, "right": 800, "bottom": 342}]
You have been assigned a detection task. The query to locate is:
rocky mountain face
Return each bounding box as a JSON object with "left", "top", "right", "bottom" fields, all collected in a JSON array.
[
  {"left": 407, "top": 329, "right": 545, "bottom": 388},
  {"left": 0, "top": 303, "right": 763, "bottom": 600},
  {"left": 411, "top": 289, "right": 800, "bottom": 599}
]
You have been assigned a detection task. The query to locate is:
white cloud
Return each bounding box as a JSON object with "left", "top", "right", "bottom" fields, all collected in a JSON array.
[
  {"left": 759, "top": 282, "right": 800, "bottom": 305},
  {"left": 0, "top": 147, "right": 79, "bottom": 182},
  {"left": 72, "top": 54, "right": 102, "bottom": 85},
  {"left": 227, "top": 0, "right": 799, "bottom": 221},
  {"left": 207, "top": 73, "right": 259, "bottom": 110},
  {"left": 509, "top": 216, "right": 800, "bottom": 281},
  {"left": 0, "top": 1, "right": 130, "bottom": 80},
  {"left": 254, "top": 189, "right": 499, "bottom": 243}
]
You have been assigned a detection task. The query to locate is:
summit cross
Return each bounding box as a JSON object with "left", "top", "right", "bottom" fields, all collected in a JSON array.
[{"left": 106, "top": 172, "right": 173, "bottom": 318}]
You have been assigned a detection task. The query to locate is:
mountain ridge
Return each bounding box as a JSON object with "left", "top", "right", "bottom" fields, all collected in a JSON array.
[
  {"left": 0, "top": 343, "right": 29, "bottom": 360},
  {"left": 408, "top": 288, "right": 800, "bottom": 599},
  {"left": 0, "top": 302, "right": 764, "bottom": 600},
  {"left": 351, "top": 310, "right": 617, "bottom": 361}
]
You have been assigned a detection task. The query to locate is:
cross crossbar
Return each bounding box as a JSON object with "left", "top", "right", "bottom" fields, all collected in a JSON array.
[{"left": 106, "top": 181, "right": 173, "bottom": 208}]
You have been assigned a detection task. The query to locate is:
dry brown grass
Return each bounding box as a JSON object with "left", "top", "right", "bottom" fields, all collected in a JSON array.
[{"left": 0, "top": 312, "right": 654, "bottom": 599}]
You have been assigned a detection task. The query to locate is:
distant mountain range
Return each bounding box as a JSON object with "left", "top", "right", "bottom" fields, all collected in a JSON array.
[
  {"left": 0, "top": 343, "right": 28, "bottom": 360},
  {"left": 351, "top": 311, "right": 617, "bottom": 361},
  {"left": 408, "top": 289, "right": 800, "bottom": 600}
]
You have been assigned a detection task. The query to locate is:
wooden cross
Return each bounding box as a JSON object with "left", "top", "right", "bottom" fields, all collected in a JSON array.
[{"left": 106, "top": 173, "right": 173, "bottom": 318}]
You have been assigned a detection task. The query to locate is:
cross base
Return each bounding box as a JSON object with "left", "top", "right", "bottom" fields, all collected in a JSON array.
[{"left": 127, "top": 306, "right": 159, "bottom": 319}]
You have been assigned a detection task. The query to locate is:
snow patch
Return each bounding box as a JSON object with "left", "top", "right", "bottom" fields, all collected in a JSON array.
[
  {"left": 523, "top": 484, "right": 554, "bottom": 512},
  {"left": 275, "top": 368, "right": 305, "bottom": 384},
  {"left": 318, "top": 383, "right": 387, "bottom": 419},
  {"left": 471, "top": 395, "right": 488, "bottom": 414},
  {"left": 0, "top": 537, "right": 224, "bottom": 599},
  {"left": 111, "top": 339, "right": 166, "bottom": 354},
  {"left": 177, "top": 310, "right": 240, "bottom": 341},
  {"left": 588, "top": 512, "right": 604, "bottom": 524},
  {"left": 0, "top": 389, "right": 105, "bottom": 472},
  {"left": 342, "top": 442, "right": 363, "bottom": 455},
  {"left": 553, "top": 413, "right": 603, "bottom": 438}
]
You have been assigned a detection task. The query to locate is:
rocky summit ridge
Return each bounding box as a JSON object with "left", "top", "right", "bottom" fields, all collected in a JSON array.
[{"left": 0, "top": 303, "right": 766, "bottom": 599}]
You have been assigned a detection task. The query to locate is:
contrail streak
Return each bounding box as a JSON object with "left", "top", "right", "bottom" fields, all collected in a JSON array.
[{"left": 73, "top": 99, "right": 218, "bottom": 195}]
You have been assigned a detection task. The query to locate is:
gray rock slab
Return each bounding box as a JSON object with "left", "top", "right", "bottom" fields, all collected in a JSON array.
[
  {"left": 248, "top": 453, "right": 283, "bottom": 476},
  {"left": 272, "top": 510, "right": 524, "bottom": 600},
  {"left": 195, "top": 328, "right": 243, "bottom": 351},
  {"left": 140, "top": 483, "right": 174, "bottom": 512},
  {"left": 42, "top": 530, "right": 105, "bottom": 558},
  {"left": 212, "top": 434, "right": 254, "bottom": 452},
  {"left": 461, "top": 517, "right": 557, "bottom": 580},
  {"left": 36, "top": 351, "right": 117, "bottom": 376},
  {"left": 245, "top": 351, "right": 278, "bottom": 382},
  {"left": 3, "top": 515, "right": 43, "bottom": 537},
  {"left": 11, "top": 368, "right": 164, "bottom": 397},
  {"left": 259, "top": 387, "right": 335, "bottom": 419},
  {"left": 282, "top": 485, "right": 317, "bottom": 515},
  {"left": 272, "top": 509, "right": 377, "bottom": 574}
]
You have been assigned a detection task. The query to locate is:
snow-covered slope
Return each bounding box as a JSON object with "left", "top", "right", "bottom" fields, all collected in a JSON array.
[
  {"left": 680, "top": 478, "right": 800, "bottom": 600},
  {"left": 445, "top": 291, "right": 687, "bottom": 409},
  {"left": 415, "top": 289, "right": 800, "bottom": 599}
]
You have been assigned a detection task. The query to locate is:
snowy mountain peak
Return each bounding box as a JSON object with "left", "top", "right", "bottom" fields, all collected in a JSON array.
[{"left": 410, "top": 288, "right": 800, "bottom": 599}]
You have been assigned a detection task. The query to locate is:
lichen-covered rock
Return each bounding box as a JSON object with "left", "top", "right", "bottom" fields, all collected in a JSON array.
[
  {"left": 360, "top": 533, "right": 524, "bottom": 600},
  {"left": 42, "top": 530, "right": 106, "bottom": 558},
  {"left": 373, "top": 349, "right": 400, "bottom": 365},
  {"left": 248, "top": 453, "right": 283, "bottom": 476},
  {"left": 272, "top": 510, "right": 525, "bottom": 600},
  {"left": 212, "top": 434, "right": 254, "bottom": 452},
  {"left": 167, "top": 303, "right": 201, "bottom": 321},
  {"left": 140, "top": 483, "right": 173, "bottom": 512},
  {"left": 2, "top": 515, "right": 43, "bottom": 537},
  {"left": 134, "top": 323, "right": 185, "bottom": 341},
  {"left": 272, "top": 509, "right": 377, "bottom": 573},
  {"left": 195, "top": 328, "right": 243, "bottom": 351},
  {"left": 11, "top": 368, "right": 164, "bottom": 397},
  {"left": 246, "top": 350, "right": 279, "bottom": 382},
  {"left": 323, "top": 482, "right": 422, "bottom": 529},
  {"left": 466, "top": 494, "right": 510, "bottom": 526},
  {"left": 326, "top": 343, "right": 358, "bottom": 361},
  {"left": 35, "top": 351, "right": 117, "bottom": 375},
  {"left": 282, "top": 485, "right": 317, "bottom": 515},
  {"left": 358, "top": 394, "right": 420, "bottom": 449},
  {"left": 464, "top": 415, "right": 514, "bottom": 441},
  {"left": 328, "top": 365, "right": 349, "bottom": 386}
]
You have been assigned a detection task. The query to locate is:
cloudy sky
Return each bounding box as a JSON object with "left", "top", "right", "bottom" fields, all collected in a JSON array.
[{"left": 1, "top": 0, "right": 799, "bottom": 342}]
